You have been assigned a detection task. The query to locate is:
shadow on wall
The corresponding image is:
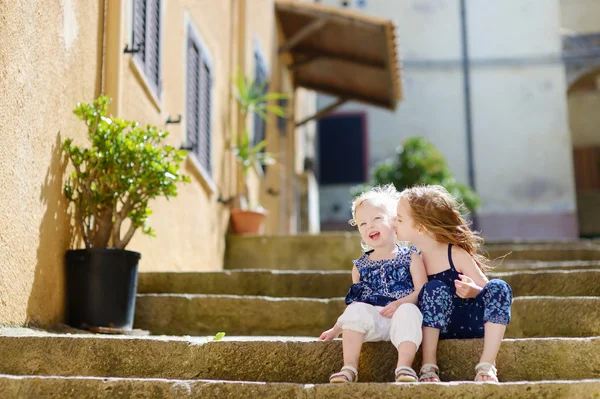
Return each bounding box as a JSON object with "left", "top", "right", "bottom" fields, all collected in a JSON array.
[{"left": 26, "top": 133, "right": 72, "bottom": 327}]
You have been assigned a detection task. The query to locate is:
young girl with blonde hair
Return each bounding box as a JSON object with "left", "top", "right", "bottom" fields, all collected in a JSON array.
[
  {"left": 396, "top": 185, "right": 512, "bottom": 383},
  {"left": 320, "top": 184, "right": 428, "bottom": 383}
]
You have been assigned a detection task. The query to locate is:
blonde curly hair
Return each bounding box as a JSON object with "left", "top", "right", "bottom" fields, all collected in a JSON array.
[{"left": 349, "top": 184, "right": 400, "bottom": 226}]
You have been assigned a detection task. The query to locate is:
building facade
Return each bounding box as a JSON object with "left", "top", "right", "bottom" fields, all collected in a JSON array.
[
  {"left": 0, "top": 0, "right": 401, "bottom": 327},
  {"left": 317, "top": 0, "right": 580, "bottom": 241},
  {"left": 0, "top": 0, "right": 321, "bottom": 327}
]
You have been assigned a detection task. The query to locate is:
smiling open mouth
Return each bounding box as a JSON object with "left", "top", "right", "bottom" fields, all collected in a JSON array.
[{"left": 369, "top": 231, "right": 380, "bottom": 240}]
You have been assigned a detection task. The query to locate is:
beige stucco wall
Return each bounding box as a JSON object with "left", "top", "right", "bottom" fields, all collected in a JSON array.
[
  {"left": 0, "top": 0, "right": 312, "bottom": 327},
  {"left": 121, "top": 0, "right": 235, "bottom": 272},
  {"left": 560, "top": 0, "right": 600, "bottom": 33},
  {"left": 0, "top": 0, "right": 102, "bottom": 326}
]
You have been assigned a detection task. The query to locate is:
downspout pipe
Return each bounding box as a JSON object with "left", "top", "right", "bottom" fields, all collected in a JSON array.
[
  {"left": 104, "top": 0, "right": 124, "bottom": 116},
  {"left": 459, "top": 0, "right": 475, "bottom": 191}
]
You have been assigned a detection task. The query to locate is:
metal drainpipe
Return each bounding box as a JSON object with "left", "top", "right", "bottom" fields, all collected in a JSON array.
[{"left": 460, "top": 0, "right": 475, "bottom": 192}]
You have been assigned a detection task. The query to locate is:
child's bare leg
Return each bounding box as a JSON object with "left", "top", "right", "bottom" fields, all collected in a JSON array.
[
  {"left": 476, "top": 322, "right": 506, "bottom": 382},
  {"left": 342, "top": 330, "right": 365, "bottom": 370},
  {"left": 422, "top": 326, "right": 440, "bottom": 365},
  {"left": 396, "top": 341, "right": 417, "bottom": 368},
  {"left": 329, "top": 329, "right": 365, "bottom": 383},
  {"left": 419, "top": 327, "right": 440, "bottom": 382}
]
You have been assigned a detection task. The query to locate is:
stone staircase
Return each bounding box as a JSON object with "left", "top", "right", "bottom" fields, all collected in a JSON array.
[{"left": 2, "top": 235, "right": 600, "bottom": 398}]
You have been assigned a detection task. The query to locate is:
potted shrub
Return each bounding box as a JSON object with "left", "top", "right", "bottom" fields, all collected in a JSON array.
[
  {"left": 353, "top": 136, "right": 480, "bottom": 212},
  {"left": 63, "top": 96, "right": 190, "bottom": 332},
  {"left": 229, "top": 72, "right": 287, "bottom": 234}
]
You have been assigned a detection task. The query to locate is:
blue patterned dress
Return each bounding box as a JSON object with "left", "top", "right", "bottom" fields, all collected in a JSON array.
[
  {"left": 345, "top": 245, "right": 419, "bottom": 307},
  {"left": 418, "top": 244, "right": 513, "bottom": 339}
]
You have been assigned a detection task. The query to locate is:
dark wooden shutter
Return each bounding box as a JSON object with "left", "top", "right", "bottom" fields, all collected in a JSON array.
[
  {"left": 198, "top": 61, "right": 212, "bottom": 174},
  {"left": 186, "top": 39, "right": 201, "bottom": 164},
  {"left": 574, "top": 147, "right": 600, "bottom": 191},
  {"left": 132, "top": 0, "right": 161, "bottom": 93},
  {"left": 132, "top": 0, "right": 146, "bottom": 63},
  {"left": 146, "top": 0, "right": 161, "bottom": 90},
  {"left": 186, "top": 33, "right": 212, "bottom": 176}
]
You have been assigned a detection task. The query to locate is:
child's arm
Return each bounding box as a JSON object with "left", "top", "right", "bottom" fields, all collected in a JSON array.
[
  {"left": 351, "top": 265, "right": 360, "bottom": 284},
  {"left": 452, "top": 246, "right": 489, "bottom": 298},
  {"left": 379, "top": 252, "right": 427, "bottom": 318},
  {"left": 320, "top": 265, "right": 360, "bottom": 340}
]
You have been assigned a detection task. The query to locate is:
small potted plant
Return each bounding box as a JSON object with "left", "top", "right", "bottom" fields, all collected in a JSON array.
[
  {"left": 63, "top": 96, "right": 190, "bottom": 332},
  {"left": 229, "top": 72, "right": 287, "bottom": 234}
]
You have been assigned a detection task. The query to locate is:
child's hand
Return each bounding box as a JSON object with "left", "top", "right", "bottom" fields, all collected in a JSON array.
[
  {"left": 319, "top": 327, "right": 341, "bottom": 341},
  {"left": 380, "top": 300, "right": 402, "bottom": 318},
  {"left": 454, "top": 274, "right": 482, "bottom": 299}
]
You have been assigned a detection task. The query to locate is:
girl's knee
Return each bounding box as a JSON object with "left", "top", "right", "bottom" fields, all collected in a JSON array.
[
  {"left": 481, "top": 280, "right": 512, "bottom": 325},
  {"left": 484, "top": 279, "right": 513, "bottom": 300},
  {"left": 337, "top": 302, "right": 377, "bottom": 333},
  {"left": 390, "top": 306, "right": 423, "bottom": 349}
]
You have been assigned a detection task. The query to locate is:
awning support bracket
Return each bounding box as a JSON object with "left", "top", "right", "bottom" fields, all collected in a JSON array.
[
  {"left": 278, "top": 17, "right": 327, "bottom": 55},
  {"left": 295, "top": 97, "right": 348, "bottom": 127},
  {"left": 288, "top": 54, "right": 321, "bottom": 71}
]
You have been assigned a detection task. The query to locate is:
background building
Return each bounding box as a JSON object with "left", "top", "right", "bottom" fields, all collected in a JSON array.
[{"left": 317, "top": 0, "right": 583, "bottom": 241}]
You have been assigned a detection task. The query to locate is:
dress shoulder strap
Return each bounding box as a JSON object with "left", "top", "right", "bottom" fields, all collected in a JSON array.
[{"left": 447, "top": 243, "right": 457, "bottom": 271}]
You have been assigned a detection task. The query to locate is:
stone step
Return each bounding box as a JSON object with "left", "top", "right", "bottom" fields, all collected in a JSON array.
[
  {"left": 224, "top": 235, "right": 600, "bottom": 270},
  {"left": 486, "top": 246, "right": 600, "bottom": 262},
  {"left": 492, "top": 261, "right": 600, "bottom": 272},
  {"left": 1, "top": 329, "right": 599, "bottom": 383},
  {"left": 133, "top": 295, "right": 600, "bottom": 338},
  {"left": 2, "top": 374, "right": 600, "bottom": 399},
  {"left": 138, "top": 269, "right": 600, "bottom": 297}
]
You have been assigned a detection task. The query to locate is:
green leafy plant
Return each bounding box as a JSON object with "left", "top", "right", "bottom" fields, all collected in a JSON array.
[
  {"left": 63, "top": 96, "right": 190, "bottom": 249},
  {"left": 353, "top": 137, "right": 480, "bottom": 212},
  {"left": 231, "top": 71, "right": 288, "bottom": 210}
]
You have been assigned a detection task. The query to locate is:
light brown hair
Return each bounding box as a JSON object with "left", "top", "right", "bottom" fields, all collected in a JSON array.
[{"left": 400, "top": 185, "right": 492, "bottom": 273}]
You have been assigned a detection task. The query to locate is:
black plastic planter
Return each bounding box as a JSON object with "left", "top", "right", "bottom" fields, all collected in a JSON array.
[{"left": 65, "top": 248, "right": 141, "bottom": 331}]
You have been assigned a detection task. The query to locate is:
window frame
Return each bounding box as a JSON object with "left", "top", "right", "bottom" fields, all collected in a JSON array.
[
  {"left": 129, "top": 0, "right": 164, "bottom": 107},
  {"left": 183, "top": 17, "right": 216, "bottom": 193}
]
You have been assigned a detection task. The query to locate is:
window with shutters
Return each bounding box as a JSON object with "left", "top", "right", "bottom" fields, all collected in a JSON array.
[
  {"left": 253, "top": 45, "right": 268, "bottom": 172},
  {"left": 186, "top": 26, "right": 213, "bottom": 179},
  {"left": 132, "top": 0, "right": 162, "bottom": 97}
]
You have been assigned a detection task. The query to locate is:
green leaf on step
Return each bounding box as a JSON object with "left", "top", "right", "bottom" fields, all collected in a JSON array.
[{"left": 213, "top": 332, "right": 226, "bottom": 341}]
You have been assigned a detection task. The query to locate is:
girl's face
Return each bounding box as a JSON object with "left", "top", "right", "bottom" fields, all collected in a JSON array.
[
  {"left": 396, "top": 197, "right": 420, "bottom": 241},
  {"left": 354, "top": 201, "right": 397, "bottom": 249}
]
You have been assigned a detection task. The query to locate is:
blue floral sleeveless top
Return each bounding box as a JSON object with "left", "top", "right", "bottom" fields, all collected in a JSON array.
[{"left": 344, "top": 245, "right": 419, "bottom": 307}]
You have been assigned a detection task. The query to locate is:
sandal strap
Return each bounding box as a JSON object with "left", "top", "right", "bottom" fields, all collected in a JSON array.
[
  {"left": 395, "top": 366, "right": 417, "bottom": 378},
  {"left": 419, "top": 363, "right": 440, "bottom": 381},
  {"left": 330, "top": 366, "right": 358, "bottom": 382},
  {"left": 475, "top": 362, "right": 498, "bottom": 380}
]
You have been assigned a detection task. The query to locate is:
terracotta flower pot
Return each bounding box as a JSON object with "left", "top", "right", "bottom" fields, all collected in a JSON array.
[{"left": 230, "top": 209, "right": 267, "bottom": 234}]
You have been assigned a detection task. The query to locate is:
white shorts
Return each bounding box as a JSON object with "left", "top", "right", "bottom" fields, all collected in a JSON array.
[{"left": 336, "top": 302, "right": 423, "bottom": 349}]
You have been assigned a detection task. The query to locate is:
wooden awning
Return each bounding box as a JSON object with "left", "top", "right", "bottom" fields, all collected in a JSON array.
[{"left": 275, "top": 0, "right": 402, "bottom": 122}]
